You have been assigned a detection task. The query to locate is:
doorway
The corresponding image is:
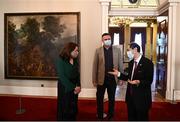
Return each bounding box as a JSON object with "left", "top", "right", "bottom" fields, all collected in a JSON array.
[
  {"left": 156, "top": 16, "right": 168, "bottom": 98},
  {"left": 109, "top": 16, "right": 168, "bottom": 98}
]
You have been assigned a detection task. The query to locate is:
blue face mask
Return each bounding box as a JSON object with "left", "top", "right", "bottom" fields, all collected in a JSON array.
[
  {"left": 104, "top": 39, "right": 111, "bottom": 46},
  {"left": 127, "top": 50, "right": 134, "bottom": 60}
]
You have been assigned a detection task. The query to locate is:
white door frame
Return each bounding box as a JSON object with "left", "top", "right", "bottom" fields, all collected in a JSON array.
[{"left": 100, "top": 0, "right": 180, "bottom": 100}]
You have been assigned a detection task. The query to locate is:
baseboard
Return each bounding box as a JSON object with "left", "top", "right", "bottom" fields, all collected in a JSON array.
[
  {"left": 79, "top": 88, "right": 96, "bottom": 98},
  {"left": 0, "top": 85, "right": 57, "bottom": 97},
  {"left": 0, "top": 86, "right": 108, "bottom": 98},
  {"left": 3, "top": 85, "right": 179, "bottom": 101},
  {"left": 174, "top": 90, "right": 180, "bottom": 100},
  {"left": 166, "top": 89, "right": 180, "bottom": 101}
]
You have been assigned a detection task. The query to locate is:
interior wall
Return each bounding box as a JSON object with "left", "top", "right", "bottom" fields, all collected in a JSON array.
[
  {"left": 159, "top": 0, "right": 168, "bottom": 5},
  {"left": 0, "top": 0, "right": 102, "bottom": 94}
]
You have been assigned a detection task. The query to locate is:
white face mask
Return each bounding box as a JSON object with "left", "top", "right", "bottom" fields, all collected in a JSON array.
[
  {"left": 104, "top": 39, "right": 111, "bottom": 46},
  {"left": 127, "top": 50, "right": 134, "bottom": 60}
]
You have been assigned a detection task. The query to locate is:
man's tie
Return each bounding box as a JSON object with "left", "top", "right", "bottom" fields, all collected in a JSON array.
[
  {"left": 131, "top": 61, "right": 138, "bottom": 80},
  {"left": 134, "top": 61, "right": 138, "bottom": 76},
  {"left": 130, "top": 61, "right": 138, "bottom": 95}
]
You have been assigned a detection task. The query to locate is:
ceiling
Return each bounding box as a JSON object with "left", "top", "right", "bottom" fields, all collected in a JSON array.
[{"left": 109, "top": 0, "right": 168, "bottom": 27}]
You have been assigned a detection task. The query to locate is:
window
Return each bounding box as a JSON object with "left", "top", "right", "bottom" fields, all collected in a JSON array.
[
  {"left": 134, "top": 33, "right": 143, "bottom": 54},
  {"left": 113, "top": 33, "right": 120, "bottom": 45}
]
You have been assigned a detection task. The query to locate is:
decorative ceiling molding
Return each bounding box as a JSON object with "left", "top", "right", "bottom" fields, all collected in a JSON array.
[
  {"left": 111, "top": 0, "right": 158, "bottom": 8},
  {"left": 109, "top": 8, "right": 158, "bottom": 16},
  {"left": 168, "top": 0, "right": 180, "bottom": 2},
  {"left": 158, "top": 0, "right": 169, "bottom": 15},
  {"left": 109, "top": 16, "right": 157, "bottom": 27},
  {"left": 109, "top": 0, "right": 179, "bottom": 16},
  {"left": 99, "top": 0, "right": 111, "bottom": 3}
]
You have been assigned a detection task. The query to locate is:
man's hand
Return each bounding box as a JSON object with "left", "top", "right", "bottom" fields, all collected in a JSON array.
[
  {"left": 93, "top": 81, "right": 97, "bottom": 87},
  {"left": 108, "top": 68, "right": 119, "bottom": 76},
  {"left": 128, "top": 80, "right": 140, "bottom": 85}
]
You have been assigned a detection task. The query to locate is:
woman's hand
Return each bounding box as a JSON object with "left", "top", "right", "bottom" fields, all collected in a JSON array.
[{"left": 74, "top": 86, "right": 81, "bottom": 94}]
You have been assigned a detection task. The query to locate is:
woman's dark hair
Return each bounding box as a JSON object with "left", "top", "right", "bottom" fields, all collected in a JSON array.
[
  {"left": 59, "top": 42, "right": 78, "bottom": 60},
  {"left": 129, "top": 42, "right": 140, "bottom": 52}
]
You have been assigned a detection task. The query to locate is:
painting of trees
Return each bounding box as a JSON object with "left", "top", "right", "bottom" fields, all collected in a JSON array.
[{"left": 4, "top": 13, "right": 80, "bottom": 79}]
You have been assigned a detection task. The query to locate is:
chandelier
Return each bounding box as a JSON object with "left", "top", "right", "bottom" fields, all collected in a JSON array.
[
  {"left": 109, "top": 16, "right": 157, "bottom": 28},
  {"left": 109, "top": 16, "right": 134, "bottom": 28}
]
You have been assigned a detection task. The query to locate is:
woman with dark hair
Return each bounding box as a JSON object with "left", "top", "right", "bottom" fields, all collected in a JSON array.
[{"left": 56, "top": 42, "right": 81, "bottom": 121}]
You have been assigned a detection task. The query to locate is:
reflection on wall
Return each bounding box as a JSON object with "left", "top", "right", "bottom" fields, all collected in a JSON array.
[
  {"left": 157, "top": 17, "right": 168, "bottom": 62},
  {"left": 157, "top": 32, "right": 167, "bottom": 62},
  {"left": 156, "top": 16, "right": 168, "bottom": 98}
]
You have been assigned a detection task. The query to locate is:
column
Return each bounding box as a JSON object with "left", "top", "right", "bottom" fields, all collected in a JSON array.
[
  {"left": 152, "top": 22, "right": 157, "bottom": 64},
  {"left": 124, "top": 25, "right": 130, "bottom": 59},
  {"left": 99, "top": 0, "right": 111, "bottom": 34},
  {"left": 145, "top": 22, "right": 152, "bottom": 60},
  {"left": 166, "top": 1, "right": 178, "bottom": 100}
]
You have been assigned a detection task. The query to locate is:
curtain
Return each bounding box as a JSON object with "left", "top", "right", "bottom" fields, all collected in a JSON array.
[
  {"left": 130, "top": 27, "right": 146, "bottom": 54},
  {"left": 109, "top": 27, "right": 124, "bottom": 45}
]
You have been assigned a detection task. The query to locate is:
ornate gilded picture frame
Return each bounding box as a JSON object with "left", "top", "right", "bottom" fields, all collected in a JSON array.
[{"left": 4, "top": 12, "right": 80, "bottom": 80}]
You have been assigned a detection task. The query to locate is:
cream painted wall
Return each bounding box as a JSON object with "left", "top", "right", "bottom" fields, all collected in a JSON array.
[
  {"left": 0, "top": 0, "right": 102, "bottom": 93},
  {"left": 159, "top": 0, "right": 168, "bottom": 5}
]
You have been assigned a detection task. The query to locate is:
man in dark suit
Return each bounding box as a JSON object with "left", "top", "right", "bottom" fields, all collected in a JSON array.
[{"left": 109, "top": 42, "right": 154, "bottom": 121}]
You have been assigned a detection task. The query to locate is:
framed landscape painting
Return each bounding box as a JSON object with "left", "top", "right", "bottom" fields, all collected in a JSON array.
[{"left": 4, "top": 12, "right": 80, "bottom": 80}]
